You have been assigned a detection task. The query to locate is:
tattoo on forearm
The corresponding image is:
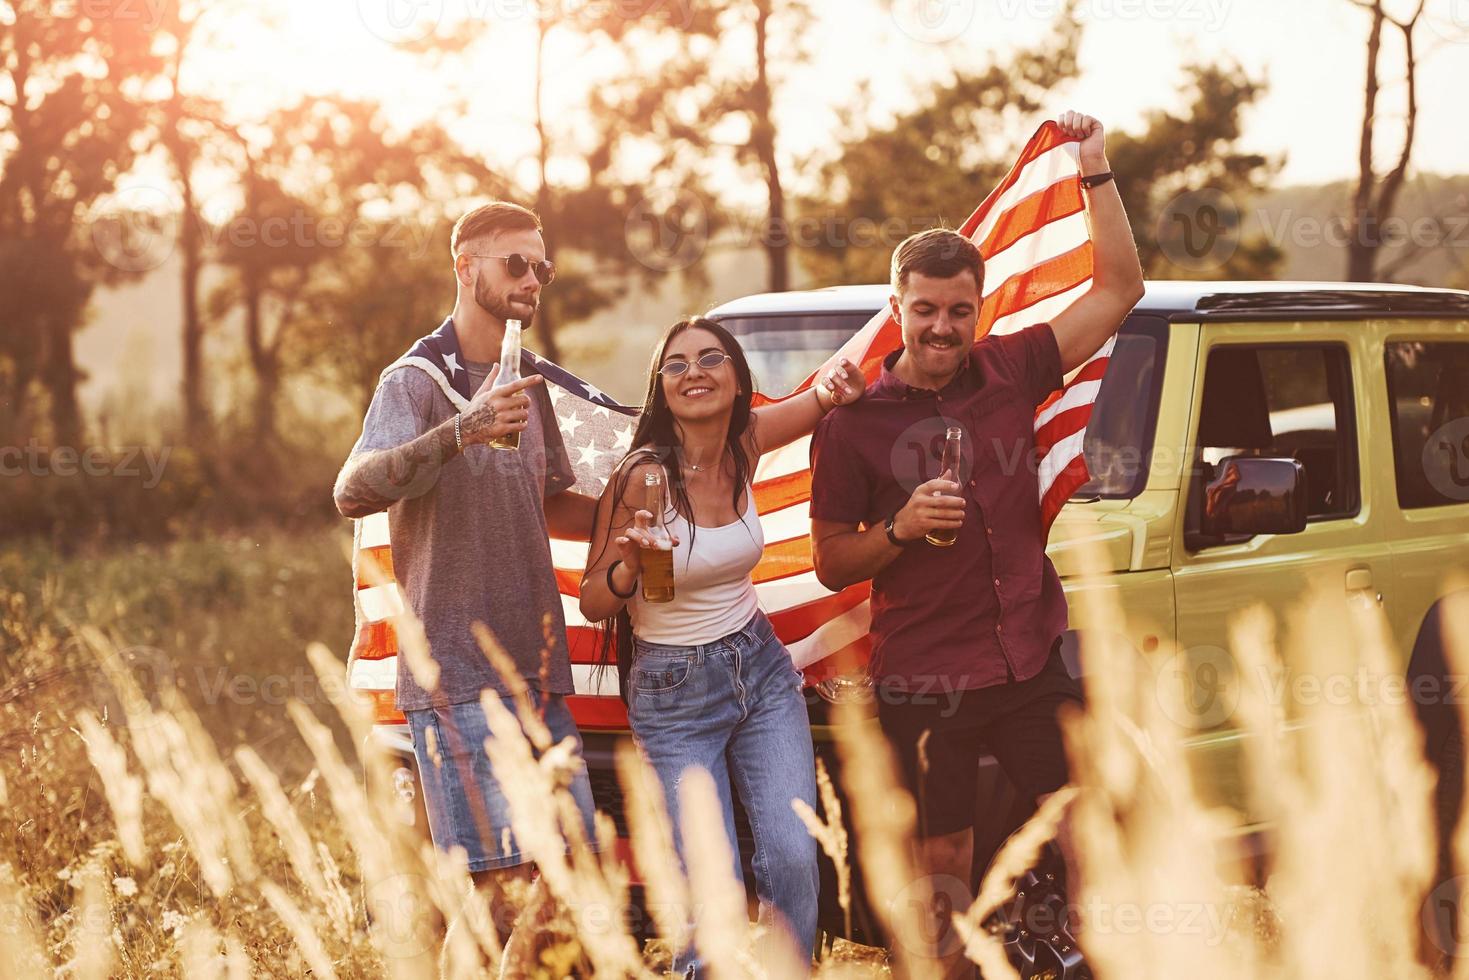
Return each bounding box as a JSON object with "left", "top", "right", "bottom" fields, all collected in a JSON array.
[
  {"left": 334, "top": 421, "right": 459, "bottom": 518},
  {"left": 458, "top": 402, "right": 499, "bottom": 443}
]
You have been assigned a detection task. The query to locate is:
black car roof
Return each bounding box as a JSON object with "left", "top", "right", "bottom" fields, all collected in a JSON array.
[{"left": 705, "top": 280, "right": 1469, "bottom": 323}]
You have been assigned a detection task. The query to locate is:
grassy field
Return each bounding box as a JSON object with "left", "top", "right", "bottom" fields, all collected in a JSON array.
[
  {"left": 0, "top": 526, "right": 369, "bottom": 977},
  {"left": 0, "top": 525, "right": 357, "bottom": 776},
  {"left": 1, "top": 526, "right": 1466, "bottom": 978}
]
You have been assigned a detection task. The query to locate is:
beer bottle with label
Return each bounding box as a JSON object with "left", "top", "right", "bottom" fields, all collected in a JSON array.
[
  {"left": 926, "top": 426, "right": 964, "bottom": 547},
  {"left": 489, "top": 319, "right": 523, "bottom": 451},
  {"left": 639, "top": 470, "right": 676, "bottom": 602}
]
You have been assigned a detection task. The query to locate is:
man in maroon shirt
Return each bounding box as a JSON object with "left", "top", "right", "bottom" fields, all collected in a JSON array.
[{"left": 810, "top": 111, "right": 1143, "bottom": 976}]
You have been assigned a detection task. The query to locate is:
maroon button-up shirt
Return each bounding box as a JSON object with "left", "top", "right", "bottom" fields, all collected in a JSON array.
[{"left": 809, "top": 323, "right": 1069, "bottom": 692}]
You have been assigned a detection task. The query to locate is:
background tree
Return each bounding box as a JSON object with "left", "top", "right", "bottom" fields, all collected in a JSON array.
[
  {"left": 1344, "top": 0, "right": 1425, "bottom": 281},
  {"left": 797, "top": 5, "right": 1082, "bottom": 285},
  {"left": 642, "top": 0, "right": 814, "bottom": 294},
  {"left": 1109, "top": 61, "right": 1283, "bottom": 280},
  {"left": 149, "top": 0, "right": 255, "bottom": 445},
  {"left": 714, "top": 0, "right": 813, "bottom": 293},
  {"left": 290, "top": 221, "right": 457, "bottom": 416},
  {"left": 0, "top": 0, "right": 160, "bottom": 446},
  {"left": 801, "top": 32, "right": 1283, "bottom": 286},
  {"left": 396, "top": 4, "right": 725, "bottom": 358},
  {"left": 206, "top": 98, "right": 482, "bottom": 447}
]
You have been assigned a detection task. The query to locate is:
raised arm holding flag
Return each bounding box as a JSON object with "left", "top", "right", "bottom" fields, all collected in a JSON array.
[{"left": 808, "top": 111, "right": 1144, "bottom": 978}]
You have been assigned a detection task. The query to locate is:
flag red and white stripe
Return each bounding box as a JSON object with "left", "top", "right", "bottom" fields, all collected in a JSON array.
[{"left": 347, "top": 122, "right": 1104, "bottom": 728}]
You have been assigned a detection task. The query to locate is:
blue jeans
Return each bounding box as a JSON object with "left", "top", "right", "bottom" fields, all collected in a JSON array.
[
  {"left": 629, "top": 611, "right": 819, "bottom": 977},
  {"left": 406, "top": 690, "right": 598, "bottom": 872}
]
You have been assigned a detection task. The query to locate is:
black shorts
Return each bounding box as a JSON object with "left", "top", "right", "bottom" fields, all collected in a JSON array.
[{"left": 875, "top": 642, "right": 1083, "bottom": 839}]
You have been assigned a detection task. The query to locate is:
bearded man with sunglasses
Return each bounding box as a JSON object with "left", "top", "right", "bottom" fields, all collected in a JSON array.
[{"left": 334, "top": 201, "right": 600, "bottom": 967}]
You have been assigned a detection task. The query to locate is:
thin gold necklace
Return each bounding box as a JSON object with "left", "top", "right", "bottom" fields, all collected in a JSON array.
[{"left": 682, "top": 448, "right": 722, "bottom": 473}]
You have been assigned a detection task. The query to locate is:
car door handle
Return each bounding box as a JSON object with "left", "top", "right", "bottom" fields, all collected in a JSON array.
[{"left": 1346, "top": 567, "right": 1383, "bottom": 604}]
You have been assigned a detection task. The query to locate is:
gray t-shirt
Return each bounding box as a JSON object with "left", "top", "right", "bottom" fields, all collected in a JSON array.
[{"left": 349, "top": 361, "right": 575, "bottom": 710}]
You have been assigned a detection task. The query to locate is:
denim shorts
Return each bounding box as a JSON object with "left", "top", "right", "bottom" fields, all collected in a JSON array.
[{"left": 405, "top": 690, "right": 598, "bottom": 872}]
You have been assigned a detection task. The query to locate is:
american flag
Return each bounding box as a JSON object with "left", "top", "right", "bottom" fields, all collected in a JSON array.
[{"left": 348, "top": 122, "right": 1103, "bottom": 728}]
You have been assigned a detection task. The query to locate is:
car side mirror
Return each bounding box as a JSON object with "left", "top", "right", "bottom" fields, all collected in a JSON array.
[{"left": 1187, "top": 456, "right": 1307, "bottom": 549}]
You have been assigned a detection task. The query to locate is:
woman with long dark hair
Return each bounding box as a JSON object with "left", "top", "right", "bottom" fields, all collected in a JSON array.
[{"left": 580, "top": 317, "right": 863, "bottom": 975}]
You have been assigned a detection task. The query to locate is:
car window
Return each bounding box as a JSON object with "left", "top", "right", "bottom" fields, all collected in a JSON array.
[
  {"left": 715, "top": 313, "right": 876, "bottom": 397},
  {"left": 1075, "top": 316, "right": 1169, "bottom": 499},
  {"left": 1195, "top": 343, "right": 1359, "bottom": 520},
  {"left": 1384, "top": 340, "right": 1469, "bottom": 509}
]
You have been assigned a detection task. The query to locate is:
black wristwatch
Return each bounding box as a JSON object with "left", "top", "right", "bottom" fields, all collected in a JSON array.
[
  {"left": 884, "top": 514, "right": 911, "bottom": 547},
  {"left": 1080, "top": 170, "right": 1114, "bottom": 189}
]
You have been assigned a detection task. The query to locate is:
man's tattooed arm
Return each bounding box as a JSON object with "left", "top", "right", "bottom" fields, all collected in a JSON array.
[
  {"left": 333, "top": 371, "right": 537, "bottom": 519},
  {"left": 333, "top": 419, "right": 461, "bottom": 519}
]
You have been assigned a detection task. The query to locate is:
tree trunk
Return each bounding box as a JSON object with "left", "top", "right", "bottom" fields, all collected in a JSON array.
[
  {"left": 1, "top": 344, "right": 38, "bottom": 450},
  {"left": 176, "top": 148, "right": 208, "bottom": 442},
  {"left": 43, "top": 314, "right": 82, "bottom": 448},
  {"left": 532, "top": 15, "right": 564, "bottom": 363},
  {"left": 254, "top": 359, "right": 278, "bottom": 446},
  {"left": 1370, "top": 10, "right": 1420, "bottom": 280},
  {"left": 1347, "top": 2, "right": 1385, "bottom": 282},
  {"left": 752, "top": 0, "right": 789, "bottom": 293},
  {"left": 242, "top": 275, "right": 277, "bottom": 444},
  {"left": 1346, "top": 1, "right": 1422, "bottom": 283}
]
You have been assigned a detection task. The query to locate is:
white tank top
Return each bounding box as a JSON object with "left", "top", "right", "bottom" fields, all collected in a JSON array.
[{"left": 629, "top": 485, "right": 763, "bottom": 646}]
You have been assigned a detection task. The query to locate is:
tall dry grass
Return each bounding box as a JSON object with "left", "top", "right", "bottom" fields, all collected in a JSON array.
[{"left": 1, "top": 528, "right": 1466, "bottom": 978}]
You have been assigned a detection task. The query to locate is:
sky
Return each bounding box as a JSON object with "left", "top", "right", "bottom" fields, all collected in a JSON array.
[{"left": 132, "top": 0, "right": 1469, "bottom": 207}]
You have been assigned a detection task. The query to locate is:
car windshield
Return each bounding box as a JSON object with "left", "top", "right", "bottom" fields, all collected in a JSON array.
[
  {"left": 715, "top": 310, "right": 1168, "bottom": 500},
  {"left": 716, "top": 312, "right": 876, "bottom": 397}
]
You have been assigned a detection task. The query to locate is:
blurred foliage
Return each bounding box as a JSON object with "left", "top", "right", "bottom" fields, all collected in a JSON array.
[
  {"left": 0, "top": 412, "right": 346, "bottom": 546},
  {"left": 1109, "top": 61, "right": 1284, "bottom": 280},
  {"left": 0, "top": 0, "right": 163, "bottom": 447},
  {"left": 799, "top": 13, "right": 1283, "bottom": 285},
  {"left": 796, "top": 2, "right": 1083, "bottom": 285},
  {"left": 0, "top": 525, "right": 354, "bottom": 769},
  {"left": 204, "top": 96, "right": 494, "bottom": 443}
]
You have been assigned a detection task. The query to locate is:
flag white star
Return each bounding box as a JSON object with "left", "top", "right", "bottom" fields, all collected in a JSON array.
[
  {"left": 583, "top": 381, "right": 607, "bottom": 403},
  {"left": 546, "top": 384, "right": 566, "bottom": 405},
  {"left": 560, "top": 410, "right": 585, "bottom": 438},
  {"left": 442, "top": 352, "right": 462, "bottom": 378},
  {"left": 577, "top": 443, "right": 602, "bottom": 468},
  {"left": 613, "top": 426, "right": 633, "bottom": 451}
]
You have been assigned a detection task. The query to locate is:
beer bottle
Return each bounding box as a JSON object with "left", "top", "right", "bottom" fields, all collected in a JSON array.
[
  {"left": 488, "top": 319, "right": 523, "bottom": 451},
  {"left": 639, "top": 471, "right": 676, "bottom": 603},
  {"left": 926, "top": 426, "right": 964, "bottom": 547}
]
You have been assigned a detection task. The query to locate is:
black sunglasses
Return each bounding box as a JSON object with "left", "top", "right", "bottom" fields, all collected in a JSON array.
[
  {"left": 657, "top": 350, "right": 730, "bottom": 378},
  {"left": 466, "top": 251, "right": 556, "bottom": 285}
]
